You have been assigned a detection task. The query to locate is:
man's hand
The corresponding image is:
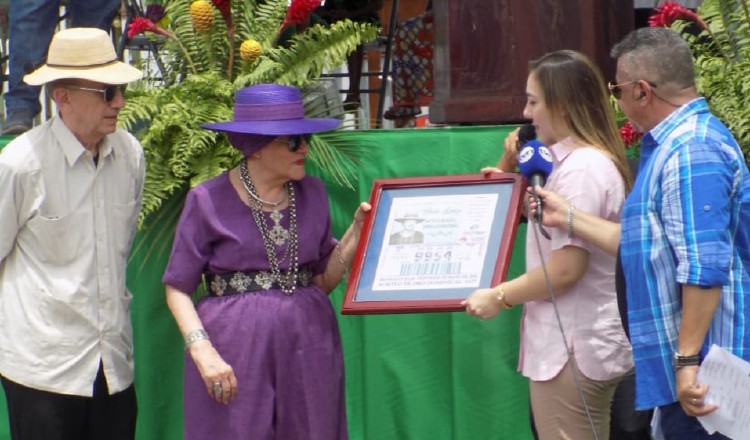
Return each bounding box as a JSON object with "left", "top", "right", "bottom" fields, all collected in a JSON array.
[{"left": 675, "top": 366, "right": 718, "bottom": 417}]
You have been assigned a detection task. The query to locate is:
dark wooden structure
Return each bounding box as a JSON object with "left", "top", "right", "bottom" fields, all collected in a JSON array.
[{"left": 429, "top": 0, "right": 635, "bottom": 124}]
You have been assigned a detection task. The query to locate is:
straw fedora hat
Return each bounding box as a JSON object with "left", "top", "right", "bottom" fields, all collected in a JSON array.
[
  {"left": 24, "top": 28, "right": 143, "bottom": 86},
  {"left": 203, "top": 84, "right": 340, "bottom": 136}
]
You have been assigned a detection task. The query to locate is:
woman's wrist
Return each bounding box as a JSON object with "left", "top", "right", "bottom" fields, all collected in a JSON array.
[
  {"left": 185, "top": 328, "right": 209, "bottom": 346},
  {"left": 494, "top": 284, "right": 513, "bottom": 309}
]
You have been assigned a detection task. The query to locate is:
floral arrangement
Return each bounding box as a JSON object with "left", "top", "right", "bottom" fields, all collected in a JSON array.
[
  {"left": 614, "top": 0, "right": 750, "bottom": 165},
  {"left": 648, "top": 1, "right": 705, "bottom": 27},
  {"left": 118, "top": 0, "right": 379, "bottom": 226},
  {"left": 636, "top": 0, "right": 750, "bottom": 168}
]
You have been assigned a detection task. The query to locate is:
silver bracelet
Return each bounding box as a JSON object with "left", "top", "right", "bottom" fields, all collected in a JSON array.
[
  {"left": 185, "top": 329, "right": 209, "bottom": 349},
  {"left": 567, "top": 205, "right": 576, "bottom": 239}
]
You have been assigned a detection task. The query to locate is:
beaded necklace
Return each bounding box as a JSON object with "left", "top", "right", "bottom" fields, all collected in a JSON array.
[{"left": 239, "top": 161, "right": 299, "bottom": 294}]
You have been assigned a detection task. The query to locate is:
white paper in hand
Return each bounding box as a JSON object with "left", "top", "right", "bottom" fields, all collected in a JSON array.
[{"left": 696, "top": 344, "right": 750, "bottom": 439}]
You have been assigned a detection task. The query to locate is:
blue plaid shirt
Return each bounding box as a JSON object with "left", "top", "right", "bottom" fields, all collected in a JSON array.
[{"left": 621, "top": 98, "right": 750, "bottom": 410}]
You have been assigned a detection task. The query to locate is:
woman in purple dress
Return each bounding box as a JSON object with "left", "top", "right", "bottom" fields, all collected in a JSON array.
[{"left": 162, "top": 84, "right": 370, "bottom": 440}]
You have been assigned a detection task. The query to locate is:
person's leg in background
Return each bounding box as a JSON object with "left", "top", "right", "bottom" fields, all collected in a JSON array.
[
  {"left": 3, "top": 0, "right": 59, "bottom": 135},
  {"left": 67, "top": 0, "right": 120, "bottom": 32},
  {"left": 659, "top": 401, "right": 731, "bottom": 440},
  {"left": 3, "top": 0, "right": 121, "bottom": 136},
  {"left": 383, "top": 10, "right": 433, "bottom": 128},
  {"left": 609, "top": 369, "right": 653, "bottom": 440}
]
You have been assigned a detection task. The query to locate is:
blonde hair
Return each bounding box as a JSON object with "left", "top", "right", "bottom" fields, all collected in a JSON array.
[{"left": 529, "top": 50, "right": 632, "bottom": 190}]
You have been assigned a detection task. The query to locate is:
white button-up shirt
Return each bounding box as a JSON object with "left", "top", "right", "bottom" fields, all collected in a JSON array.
[{"left": 0, "top": 116, "right": 144, "bottom": 396}]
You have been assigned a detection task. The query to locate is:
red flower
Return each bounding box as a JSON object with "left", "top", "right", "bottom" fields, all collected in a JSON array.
[
  {"left": 128, "top": 17, "right": 156, "bottom": 38},
  {"left": 283, "top": 0, "right": 322, "bottom": 27},
  {"left": 648, "top": 2, "right": 703, "bottom": 28},
  {"left": 127, "top": 17, "right": 171, "bottom": 38},
  {"left": 211, "top": 0, "right": 232, "bottom": 25},
  {"left": 619, "top": 121, "right": 642, "bottom": 148}
]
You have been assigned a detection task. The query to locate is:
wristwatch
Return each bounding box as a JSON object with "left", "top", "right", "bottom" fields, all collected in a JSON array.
[
  {"left": 673, "top": 351, "right": 701, "bottom": 371},
  {"left": 495, "top": 284, "right": 513, "bottom": 309}
]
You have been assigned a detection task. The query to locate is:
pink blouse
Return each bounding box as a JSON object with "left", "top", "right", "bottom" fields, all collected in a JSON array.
[{"left": 518, "top": 138, "right": 633, "bottom": 381}]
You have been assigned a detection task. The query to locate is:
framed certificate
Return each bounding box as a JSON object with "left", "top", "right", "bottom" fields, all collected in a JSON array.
[{"left": 341, "top": 173, "right": 525, "bottom": 314}]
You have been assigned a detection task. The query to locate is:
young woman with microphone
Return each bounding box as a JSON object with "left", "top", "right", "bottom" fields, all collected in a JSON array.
[{"left": 463, "top": 50, "right": 633, "bottom": 440}]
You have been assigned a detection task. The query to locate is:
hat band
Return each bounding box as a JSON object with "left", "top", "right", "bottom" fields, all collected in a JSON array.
[
  {"left": 46, "top": 58, "right": 119, "bottom": 69},
  {"left": 234, "top": 101, "right": 304, "bottom": 121}
]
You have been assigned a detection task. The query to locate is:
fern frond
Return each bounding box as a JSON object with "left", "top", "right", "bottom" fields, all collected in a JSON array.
[
  {"left": 680, "top": 0, "right": 750, "bottom": 164},
  {"left": 124, "top": 1, "right": 376, "bottom": 226},
  {"left": 236, "top": 20, "right": 379, "bottom": 86}
]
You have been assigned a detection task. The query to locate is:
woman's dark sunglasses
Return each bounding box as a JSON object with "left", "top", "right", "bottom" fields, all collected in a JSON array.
[
  {"left": 281, "top": 134, "right": 313, "bottom": 152},
  {"left": 65, "top": 85, "right": 125, "bottom": 102}
]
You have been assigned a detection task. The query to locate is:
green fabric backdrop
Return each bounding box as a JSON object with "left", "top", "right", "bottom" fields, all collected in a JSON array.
[{"left": 0, "top": 126, "right": 534, "bottom": 440}]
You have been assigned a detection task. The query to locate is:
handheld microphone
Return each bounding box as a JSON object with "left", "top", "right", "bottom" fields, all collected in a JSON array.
[
  {"left": 517, "top": 124, "right": 536, "bottom": 146},
  {"left": 518, "top": 140, "right": 553, "bottom": 223}
]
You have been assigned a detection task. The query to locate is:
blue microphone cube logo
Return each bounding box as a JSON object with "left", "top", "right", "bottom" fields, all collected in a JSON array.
[
  {"left": 538, "top": 146, "right": 552, "bottom": 163},
  {"left": 518, "top": 140, "right": 546, "bottom": 164},
  {"left": 519, "top": 146, "right": 534, "bottom": 164}
]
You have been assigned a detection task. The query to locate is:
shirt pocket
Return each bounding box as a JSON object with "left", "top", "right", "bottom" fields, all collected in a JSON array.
[
  {"left": 112, "top": 199, "right": 139, "bottom": 261},
  {"left": 24, "top": 210, "right": 86, "bottom": 266}
]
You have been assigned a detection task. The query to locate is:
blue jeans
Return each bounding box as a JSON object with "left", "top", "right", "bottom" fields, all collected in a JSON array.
[
  {"left": 5, "top": 0, "right": 120, "bottom": 116},
  {"left": 659, "top": 402, "right": 731, "bottom": 440}
]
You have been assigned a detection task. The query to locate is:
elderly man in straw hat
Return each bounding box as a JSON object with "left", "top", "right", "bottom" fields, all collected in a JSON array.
[
  {"left": 389, "top": 211, "right": 425, "bottom": 245},
  {"left": 0, "top": 27, "right": 143, "bottom": 440}
]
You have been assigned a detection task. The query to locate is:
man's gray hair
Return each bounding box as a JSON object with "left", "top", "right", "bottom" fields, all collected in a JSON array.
[{"left": 611, "top": 27, "right": 695, "bottom": 90}]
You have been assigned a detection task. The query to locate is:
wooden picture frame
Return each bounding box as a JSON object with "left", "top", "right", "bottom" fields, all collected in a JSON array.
[{"left": 341, "top": 173, "right": 525, "bottom": 314}]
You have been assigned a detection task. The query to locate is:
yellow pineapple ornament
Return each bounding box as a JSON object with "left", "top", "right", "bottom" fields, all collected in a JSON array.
[
  {"left": 240, "top": 39, "right": 263, "bottom": 62},
  {"left": 190, "top": 0, "right": 214, "bottom": 33}
]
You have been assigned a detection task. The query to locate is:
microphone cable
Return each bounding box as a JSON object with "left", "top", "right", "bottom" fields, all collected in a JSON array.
[{"left": 526, "top": 200, "right": 601, "bottom": 440}]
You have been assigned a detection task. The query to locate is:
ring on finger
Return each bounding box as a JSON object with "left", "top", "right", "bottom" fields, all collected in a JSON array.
[{"left": 213, "top": 382, "right": 222, "bottom": 394}]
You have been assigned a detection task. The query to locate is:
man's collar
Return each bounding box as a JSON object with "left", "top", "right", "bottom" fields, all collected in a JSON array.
[
  {"left": 647, "top": 97, "right": 707, "bottom": 145},
  {"left": 51, "top": 116, "right": 115, "bottom": 166}
]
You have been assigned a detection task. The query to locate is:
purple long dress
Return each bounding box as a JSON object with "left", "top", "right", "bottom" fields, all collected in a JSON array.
[{"left": 162, "top": 172, "right": 347, "bottom": 440}]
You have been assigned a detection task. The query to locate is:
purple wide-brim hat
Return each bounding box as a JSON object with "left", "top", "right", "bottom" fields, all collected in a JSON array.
[{"left": 203, "top": 84, "right": 340, "bottom": 135}]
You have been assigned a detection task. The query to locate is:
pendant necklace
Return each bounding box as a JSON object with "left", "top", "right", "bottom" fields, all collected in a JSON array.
[
  {"left": 240, "top": 165, "right": 290, "bottom": 246},
  {"left": 239, "top": 161, "right": 300, "bottom": 294},
  {"left": 244, "top": 181, "right": 289, "bottom": 245}
]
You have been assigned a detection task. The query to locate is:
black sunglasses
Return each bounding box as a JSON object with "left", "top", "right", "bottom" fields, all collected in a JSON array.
[
  {"left": 65, "top": 84, "right": 125, "bottom": 102},
  {"left": 607, "top": 79, "right": 657, "bottom": 100},
  {"left": 281, "top": 134, "right": 312, "bottom": 152}
]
